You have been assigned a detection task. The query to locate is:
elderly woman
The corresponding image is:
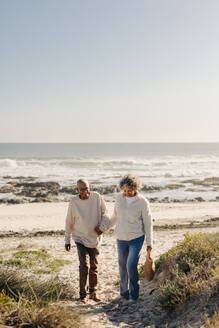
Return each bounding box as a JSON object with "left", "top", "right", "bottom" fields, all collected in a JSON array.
[{"left": 105, "top": 174, "right": 153, "bottom": 302}]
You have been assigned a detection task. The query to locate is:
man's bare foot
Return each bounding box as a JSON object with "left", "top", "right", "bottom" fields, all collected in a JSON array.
[{"left": 89, "top": 293, "right": 101, "bottom": 302}]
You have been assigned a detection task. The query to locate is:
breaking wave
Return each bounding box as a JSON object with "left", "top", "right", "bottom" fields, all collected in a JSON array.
[{"left": 0, "top": 159, "right": 18, "bottom": 168}]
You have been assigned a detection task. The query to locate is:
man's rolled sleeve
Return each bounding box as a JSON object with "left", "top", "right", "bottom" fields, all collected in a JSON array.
[{"left": 65, "top": 201, "right": 75, "bottom": 244}]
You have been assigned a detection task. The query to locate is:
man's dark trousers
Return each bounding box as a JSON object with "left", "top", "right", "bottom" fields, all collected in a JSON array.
[{"left": 76, "top": 242, "right": 99, "bottom": 299}]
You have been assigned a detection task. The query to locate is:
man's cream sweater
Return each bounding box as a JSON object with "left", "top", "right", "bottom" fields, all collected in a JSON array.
[
  {"left": 65, "top": 191, "right": 109, "bottom": 248},
  {"left": 100, "top": 192, "right": 153, "bottom": 245}
]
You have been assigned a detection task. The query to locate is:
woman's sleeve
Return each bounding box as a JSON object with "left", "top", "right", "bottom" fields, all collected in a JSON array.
[
  {"left": 142, "top": 199, "right": 153, "bottom": 246},
  {"left": 109, "top": 205, "right": 118, "bottom": 229},
  {"left": 99, "top": 199, "right": 118, "bottom": 231},
  {"left": 99, "top": 196, "right": 111, "bottom": 231}
]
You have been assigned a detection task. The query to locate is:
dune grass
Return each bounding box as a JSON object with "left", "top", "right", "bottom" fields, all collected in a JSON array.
[
  {"left": 0, "top": 244, "right": 80, "bottom": 326},
  {"left": 0, "top": 267, "right": 75, "bottom": 302},
  {"left": 203, "top": 309, "right": 219, "bottom": 328},
  {"left": 156, "top": 232, "right": 218, "bottom": 311},
  {"left": 0, "top": 267, "right": 80, "bottom": 327},
  {"left": 0, "top": 292, "right": 81, "bottom": 327}
]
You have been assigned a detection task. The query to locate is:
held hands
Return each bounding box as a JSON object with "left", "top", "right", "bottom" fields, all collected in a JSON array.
[
  {"left": 65, "top": 244, "right": 71, "bottom": 252},
  {"left": 94, "top": 226, "right": 103, "bottom": 236}
]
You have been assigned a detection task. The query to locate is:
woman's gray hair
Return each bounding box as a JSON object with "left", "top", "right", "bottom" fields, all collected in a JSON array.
[{"left": 119, "top": 174, "right": 141, "bottom": 190}]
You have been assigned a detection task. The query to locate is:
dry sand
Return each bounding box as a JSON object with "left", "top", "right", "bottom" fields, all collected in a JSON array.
[{"left": 0, "top": 201, "right": 219, "bottom": 232}]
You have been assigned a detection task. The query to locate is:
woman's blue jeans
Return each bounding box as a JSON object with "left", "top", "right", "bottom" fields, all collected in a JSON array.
[{"left": 117, "top": 235, "right": 144, "bottom": 301}]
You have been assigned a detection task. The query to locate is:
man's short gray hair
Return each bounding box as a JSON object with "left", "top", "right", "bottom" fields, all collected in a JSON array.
[
  {"left": 119, "top": 174, "right": 141, "bottom": 190},
  {"left": 77, "top": 179, "right": 89, "bottom": 186}
]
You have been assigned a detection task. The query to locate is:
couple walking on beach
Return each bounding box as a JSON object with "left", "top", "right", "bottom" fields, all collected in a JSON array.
[{"left": 65, "top": 174, "right": 153, "bottom": 304}]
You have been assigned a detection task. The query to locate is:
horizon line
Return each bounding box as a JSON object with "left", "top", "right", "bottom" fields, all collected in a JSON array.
[{"left": 0, "top": 141, "right": 219, "bottom": 144}]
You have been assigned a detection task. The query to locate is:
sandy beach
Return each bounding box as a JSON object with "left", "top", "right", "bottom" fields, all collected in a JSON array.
[
  {"left": 0, "top": 200, "right": 218, "bottom": 327},
  {"left": 0, "top": 201, "right": 219, "bottom": 233}
]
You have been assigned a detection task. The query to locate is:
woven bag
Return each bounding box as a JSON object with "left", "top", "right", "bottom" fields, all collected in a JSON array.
[{"left": 144, "top": 252, "right": 156, "bottom": 281}]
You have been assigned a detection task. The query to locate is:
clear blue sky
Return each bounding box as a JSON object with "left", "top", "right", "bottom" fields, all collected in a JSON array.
[{"left": 1, "top": 0, "right": 219, "bottom": 142}]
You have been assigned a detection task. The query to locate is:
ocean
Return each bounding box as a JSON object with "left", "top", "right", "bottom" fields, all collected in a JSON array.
[{"left": 0, "top": 143, "right": 219, "bottom": 202}]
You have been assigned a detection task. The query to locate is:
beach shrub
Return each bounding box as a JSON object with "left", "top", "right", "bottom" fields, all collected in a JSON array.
[{"left": 157, "top": 233, "right": 219, "bottom": 311}]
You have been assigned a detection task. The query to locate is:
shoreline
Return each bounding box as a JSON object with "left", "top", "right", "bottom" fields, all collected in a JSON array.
[{"left": 1, "top": 176, "right": 219, "bottom": 205}]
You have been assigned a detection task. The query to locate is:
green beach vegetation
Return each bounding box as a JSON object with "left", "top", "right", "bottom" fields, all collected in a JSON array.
[
  {"left": 137, "top": 232, "right": 219, "bottom": 327},
  {"left": 0, "top": 269, "right": 80, "bottom": 327},
  {"left": 0, "top": 247, "right": 71, "bottom": 274},
  {"left": 1, "top": 234, "right": 218, "bottom": 327},
  {"left": 156, "top": 233, "right": 218, "bottom": 311},
  {"left": 0, "top": 245, "right": 80, "bottom": 327}
]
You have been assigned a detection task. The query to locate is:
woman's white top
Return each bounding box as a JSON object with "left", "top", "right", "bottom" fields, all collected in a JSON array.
[
  {"left": 100, "top": 192, "right": 153, "bottom": 245},
  {"left": 125, "top": 196, "right": 137, "bottom": 206}
]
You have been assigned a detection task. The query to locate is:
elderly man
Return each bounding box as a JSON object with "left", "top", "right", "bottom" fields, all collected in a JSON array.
[{"left": 65, "top": 179, "right": 108, "bottom": 304}]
